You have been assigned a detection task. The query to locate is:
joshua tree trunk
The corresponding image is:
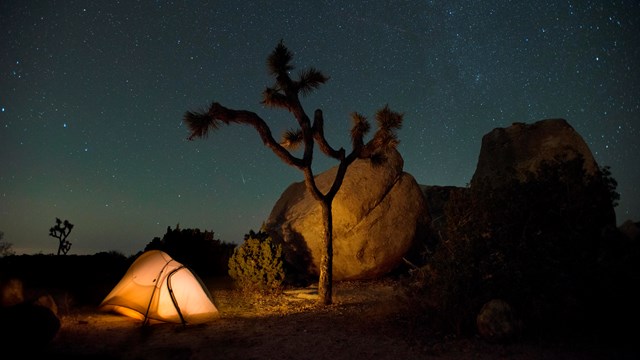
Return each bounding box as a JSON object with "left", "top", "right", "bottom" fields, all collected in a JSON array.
[{"left": 318, "top": 199, "right": 333, "bottom": 304}]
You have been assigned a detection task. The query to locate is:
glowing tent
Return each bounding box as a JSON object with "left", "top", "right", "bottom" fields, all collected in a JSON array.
[{"left": 99, "top": 250, "right": 219, "bottom": 325}]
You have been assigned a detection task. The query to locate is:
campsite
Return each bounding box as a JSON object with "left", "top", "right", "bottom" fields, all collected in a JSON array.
[
  {"left": 2, "top": 2, "right": 639, "bottom": 358},
  {"left": 0, "top": 251, "right": 637, "bottom": 359}
]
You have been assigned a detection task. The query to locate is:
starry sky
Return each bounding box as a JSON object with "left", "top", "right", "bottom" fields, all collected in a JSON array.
[{"left": 1, "top": 1, "right": 638, "bottom": 256}]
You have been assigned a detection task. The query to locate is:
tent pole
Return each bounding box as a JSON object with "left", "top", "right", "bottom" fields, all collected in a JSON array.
[
  {"left": 167, "top": 266, "right": 187, "bottom": 326},
  {"left": 143, "top": 258, "right": 174, "bottom": 326}
]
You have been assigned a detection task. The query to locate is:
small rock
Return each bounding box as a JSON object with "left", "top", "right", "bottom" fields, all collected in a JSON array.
[{"left": 477, "top": 299, "right": 522, "bottom": 343}]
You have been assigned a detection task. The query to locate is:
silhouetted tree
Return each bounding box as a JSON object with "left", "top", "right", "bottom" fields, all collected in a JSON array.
[
  {"left": 0, "top": 231, "right": 15, "bottom": 257},
  {"left": 48, "top": 218, "right": 74, "bottom": 255},
  {"left": 183, "top": 41, "right": 403, "bottom": 304}
]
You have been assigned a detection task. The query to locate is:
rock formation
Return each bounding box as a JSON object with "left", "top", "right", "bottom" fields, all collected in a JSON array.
[
  {"left": 471, "top": 118, "right": 599, "bottom": 187},
  {"left": 265, "top": 148, "right": 429, "bottom": 280},
  {"left": 469, "top": 118, "right": 616, "bottom": 227}
]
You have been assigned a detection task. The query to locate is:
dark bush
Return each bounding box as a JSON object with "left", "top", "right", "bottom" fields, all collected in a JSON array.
[
  {"left": 0, "top": 252, "right": 132, "bottom": 308},
  {"left": 144, "top": 225, "right": 236, "bottom": 278},
  {"left": 411, "top": 156, "right": 634, "bottom": 341}
]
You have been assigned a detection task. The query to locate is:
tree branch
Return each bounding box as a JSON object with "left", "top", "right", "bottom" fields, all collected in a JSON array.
[
  {"left": 302, "top": 166, "right": 324, "bottom": 201},
  {"left": 312, "top": 109, "right": 343, "bottom": 159},
  {"left": 194, "top": 102, "right": 305, "bottom": 169}
]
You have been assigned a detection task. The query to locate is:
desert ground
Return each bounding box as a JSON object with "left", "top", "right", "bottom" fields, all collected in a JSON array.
[{"left": 27, "top": 277, "right": 633, "bottom": 360}]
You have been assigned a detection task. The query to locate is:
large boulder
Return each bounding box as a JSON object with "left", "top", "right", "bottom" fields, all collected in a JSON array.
[
  {"left": 265, "top": 148, "right": 429, "bottom": 280},
  {"left": 0, "top": 302, "right": 61, "bottom": 351},
  {"left": 471, "top": 118, "right": 599, "bottom": 187}
]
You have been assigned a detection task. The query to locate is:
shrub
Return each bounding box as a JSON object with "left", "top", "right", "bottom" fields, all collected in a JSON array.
[
  {"left": 144, "top": 225, "right": 236, "bottom": 278},
  {"left": 411, "top": 156, "right": 624, "bottom": 339},
  {"left": 419, "top": 187, "right": 488, "bottom": 336},
  {"left": 228, "top": 231, "right": 285, "bottom": 293}
]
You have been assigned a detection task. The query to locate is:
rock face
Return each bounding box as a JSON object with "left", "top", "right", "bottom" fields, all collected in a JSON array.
[
  {"left": 471, "top": 118, "right": 599, "bottom": 187},
  {"left": 265, "top": 148, "right": 429, "bottom": 280}
]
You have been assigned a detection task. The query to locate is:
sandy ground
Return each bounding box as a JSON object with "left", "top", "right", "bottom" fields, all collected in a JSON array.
[{"left": 35, "top": 279, "right": 635, "bottom": 360}]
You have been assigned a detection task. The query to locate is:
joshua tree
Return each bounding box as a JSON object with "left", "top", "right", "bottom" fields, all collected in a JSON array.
[
  {"left": 49, "top": 218, "right": 74, "bottom": 255},
  {"left": 183, "top": 41, "right": 403, "bottom": 305}
]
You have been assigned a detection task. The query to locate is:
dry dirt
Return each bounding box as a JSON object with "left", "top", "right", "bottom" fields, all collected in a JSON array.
[{"left": 37, "top": 279, "right": 632, "bottom": 360}]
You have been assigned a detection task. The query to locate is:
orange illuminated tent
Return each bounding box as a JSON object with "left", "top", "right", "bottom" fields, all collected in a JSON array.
[{"left": 99, "top": 250, "right": 219, "bottom": 325}]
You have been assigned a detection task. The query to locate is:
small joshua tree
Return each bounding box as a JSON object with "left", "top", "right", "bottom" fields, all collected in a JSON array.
[{"left": 49, "top": 218, "right": 74, "bottom": 255}]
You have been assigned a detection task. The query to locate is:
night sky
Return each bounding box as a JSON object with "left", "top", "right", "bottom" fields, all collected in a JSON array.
[{"left": 1, "top": 1, "right": 638, "bottom": 256}]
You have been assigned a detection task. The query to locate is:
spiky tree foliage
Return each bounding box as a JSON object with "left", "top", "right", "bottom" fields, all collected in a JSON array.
[
  {"left": 48, "top": 218, "right": 74, "bottom": 255},
  {"left": 184, "top": 40, "right": 403, "bottom": 305}
]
